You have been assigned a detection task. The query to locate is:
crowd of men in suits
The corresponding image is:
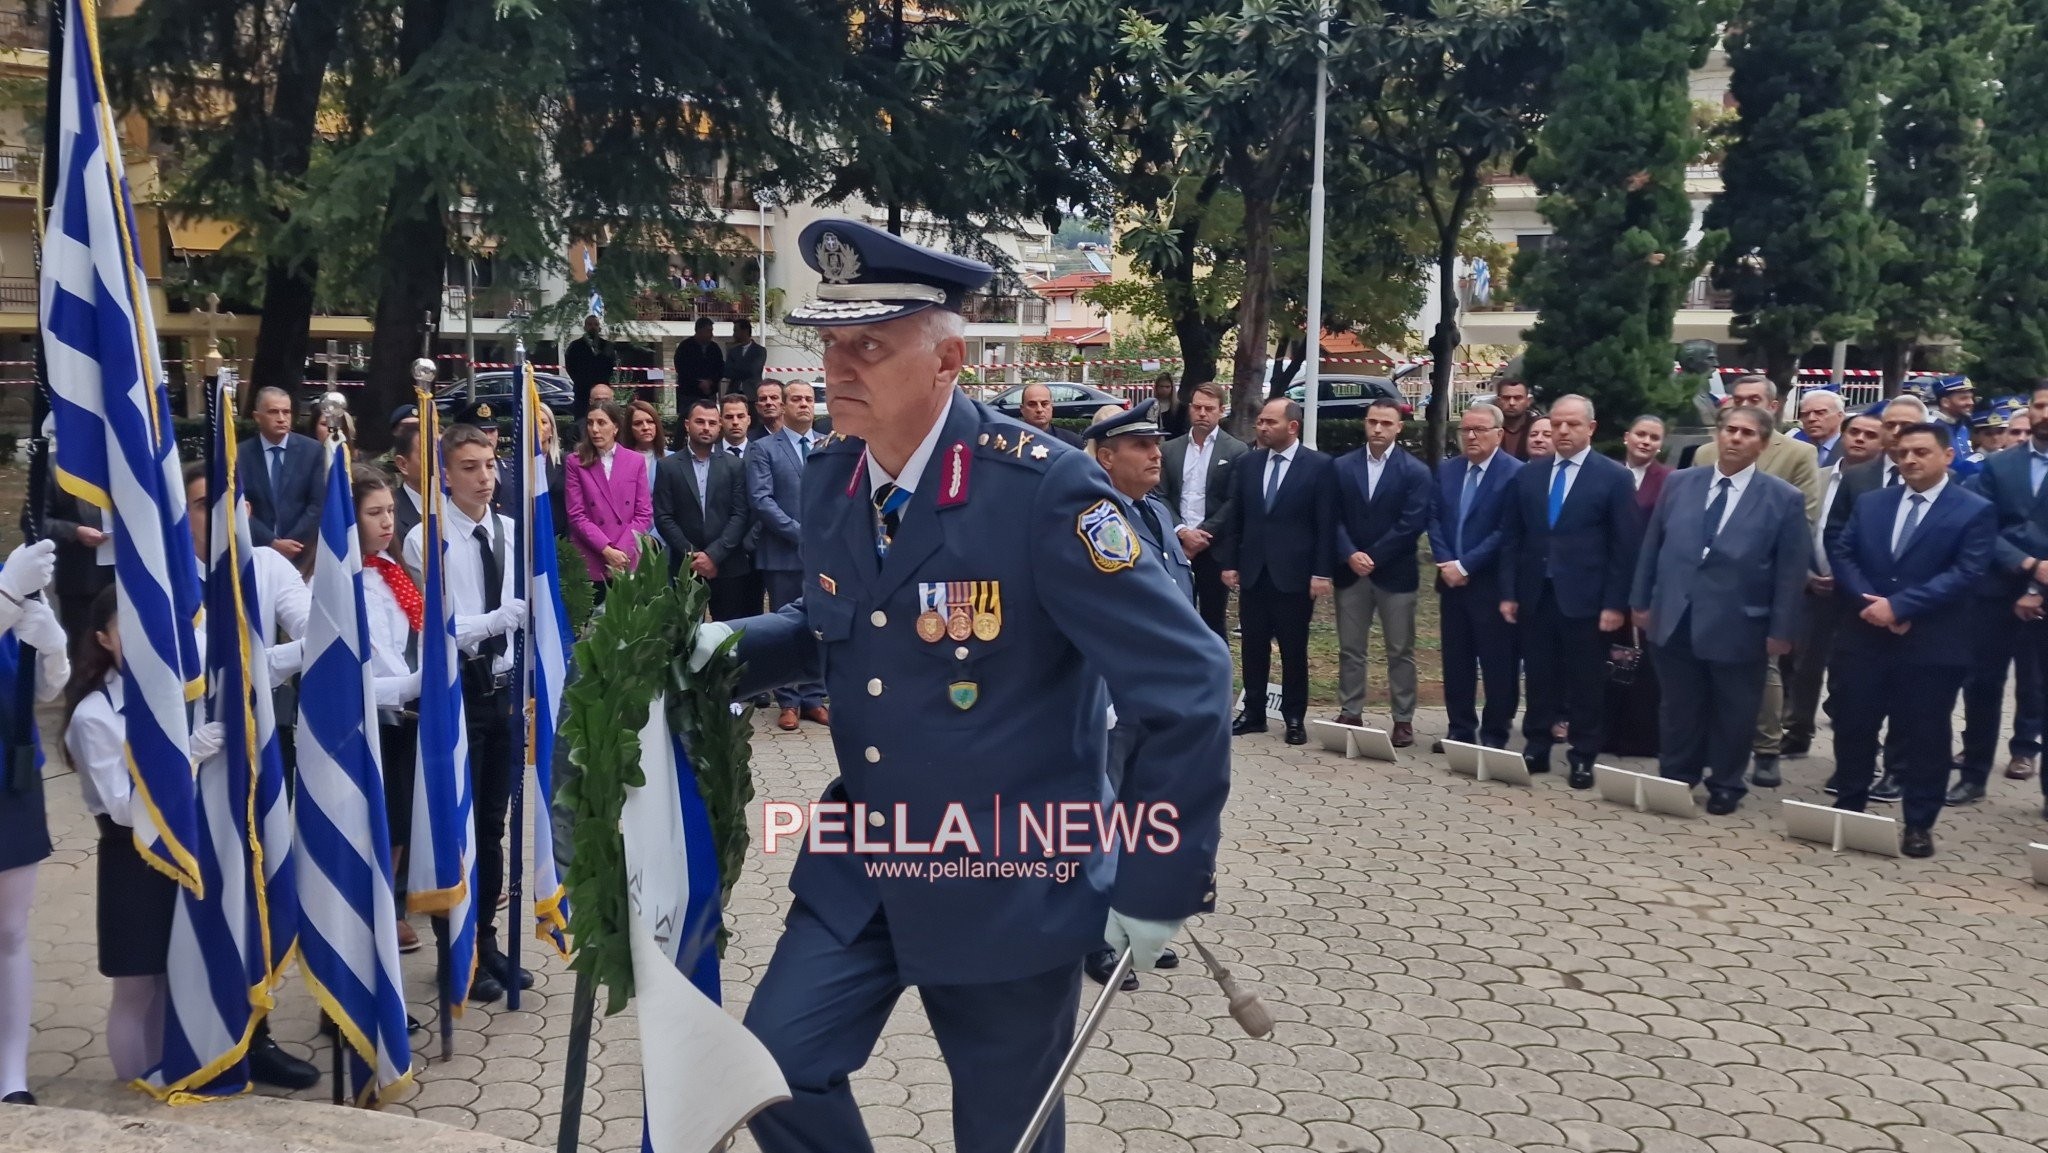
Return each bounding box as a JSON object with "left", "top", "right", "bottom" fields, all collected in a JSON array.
[{"left": 1165, "top": 372, "right": 2048, "bottom": 861}]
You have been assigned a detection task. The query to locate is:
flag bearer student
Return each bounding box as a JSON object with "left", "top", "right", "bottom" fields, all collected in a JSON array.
[{"left": 351, "top": 467, "right": 427, "bottom": 954}]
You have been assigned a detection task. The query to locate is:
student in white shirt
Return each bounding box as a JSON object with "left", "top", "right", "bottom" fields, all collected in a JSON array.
[
  {"left": 353, "top": 466, "right": 425, "bottom": 954},
  {"left": 0, "top": 540, "right": 64, "bottom": 1106}
]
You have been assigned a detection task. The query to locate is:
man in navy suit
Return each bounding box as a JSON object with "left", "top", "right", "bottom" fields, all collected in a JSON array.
[
  {"left": 1428, "top": 404, "right": 1523, "bottom": 750},
  {"left": 1629, "top": 406, "right": 1810, "bottom": 814},
  {"left": 1331, "top": 397, "right": 1431, "bottom": 744},
  {"left": 1500, "top": 394, "right": 1641, "bottom": 787},
  {"left": 238, "top": 385, "right": 324, "bottom": 557},
  {"left": 1955, "top": 384, "right": 2048, "bottom": 813},
  {"left": 1829, "top": 423, "right": 1996, "bottom": 858},
  {"left": 1217, "top": 397, "right": 1337, "bottom": 746},
  {"left": 748, "top": 380, "right": 828, "bottom": 730}
]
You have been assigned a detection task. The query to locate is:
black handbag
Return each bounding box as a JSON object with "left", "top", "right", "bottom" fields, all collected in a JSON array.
[{"left": 1607, "top": 627, "right": 1644, "bottom": 687}]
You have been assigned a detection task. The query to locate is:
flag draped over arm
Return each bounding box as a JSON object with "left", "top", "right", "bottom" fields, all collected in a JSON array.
[
  {"left": 410, "top": 398, "right": 479, "bottom": 1009},
  {"left": 40, "top": 0, "right": 203, "bottom": 893},
  {"left": 293, "top": 439, "right": 415, "bottom": 1106},
  {"left": 144, "top": 382, "right": 298, "bottom": 1102},
  {"left": 522, "top": 368, "right": 571, "bottom": 954}
]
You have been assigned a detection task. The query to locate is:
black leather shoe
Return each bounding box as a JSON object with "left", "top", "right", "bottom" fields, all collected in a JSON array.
[
  {"left": 1870, "top": 772, "right": 1903, "bottom": 802},
  {"left": 1705, "top": 790, "right": 1741, "bottom": 816},
  {"left": 1, "top": 1091, "right": 33, "bottom": 1105},
  {"left": 1749, "top": 756, "right": 1782, "bottom": 788},
  {"left": 479, "top": 944, "right": 534, "bottom": 991},
  {"left": 468, "top": 969, "right": 506, "bottom": 1004},
  {"left": 1523, "top": 746, "right": 1552, "bottom": 775},
  {"left": 1283, "top": 719, "right": 1308, "bottom": 746},
  {"left": 1567, "top": 758, "right": 1595, "bottom": 790},
  {"left": 2040, "top": 800, "right": 2048, "bottom": 821},
  {"left": 1084, "top": 948, "right": 1138, "bottom": 991},
  {"left": 1823, "top": 776, "right": 1841, "bottom": 796},
  {"left": 247, "top": 1035, "right": 320, "bottom": 1091},
  {"left": 1154, "top": 947, "right": 1179, "bottom": 969},
  {"left": 1901, "top": 826, "right": 1935, "bottom": 858},
  {"left": 1780, "top": 737, "right": 1810, "bottom": 760},
  {"left": 1945, "top": 781, "right": 1986, "bottom": 806},
  {"left": 1230, "top": 713, "right": 1268, "bottom": 736}
]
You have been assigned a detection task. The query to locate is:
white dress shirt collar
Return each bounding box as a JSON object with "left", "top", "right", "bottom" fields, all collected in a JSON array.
[
  {"left": 1560, "top": 444, "right": 1594, "bottom": 469},
  {"left": 867, "top": 407, "right": 951, "bottom": 497}
]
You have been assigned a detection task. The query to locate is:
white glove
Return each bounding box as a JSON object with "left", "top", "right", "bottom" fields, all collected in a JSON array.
[
  {"left": 689, "top": 621, "right": 734, "bottom": 673},
  {"left": 189, "top": 722, "right": 226, "bottom": 765},
  {"left": 21, "top": 601, "right": 68, "bottom": 701},
  {"left": 267, "top": 639, "right": 304, "bottom": 686},
  {"left": 394, "top": 670, "right": 422, "bottom": 704},
  {"left": 1105, "top": 909, "right": 1185, "bottom": 973},
  {"left": 0, "top": 539, "right": 55, "bottom": 603},
  {"left": 491, "top": 597, "right": 529, "bottom": 636}
]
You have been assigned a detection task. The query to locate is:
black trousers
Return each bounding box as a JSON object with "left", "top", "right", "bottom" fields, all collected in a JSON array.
[
  {"left": 1958, "top": 596, "right": 2031, "bottom": 786},
  {"left": 1651, "top": 615, "right": 1768, "bottom": 796},
  {"left": 1782, "top": 590, "right": 1842, "bottom": 746},
  {"left": 461, "top": 674, "right": 515, "bottom": 946},
  {"left": 1831, "top": 638, "right": 1966, "bottom": 830},
  {"left": 1238, "top": 574, "right": 1313, "bottom": 722},
  {"left": 1520, "top": 582, "right": 1607, "bottom": 760},
  {"left": 1440, "top": 583, "right": 1518, "bottom": 746},
  {"left": 2014, "top": 640, "right": 2045, "bottom": 764},
  {"left": 709, "top": 571, "right": 763, "bottom": 622},
  {"left": 1190, "top": 551, "right": 1230, "bottom": 640}
]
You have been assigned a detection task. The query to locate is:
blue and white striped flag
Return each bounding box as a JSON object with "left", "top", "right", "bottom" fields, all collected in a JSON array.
[
  {"left": 1471, "top": 258, "right": 1492, "bottom": 306},
  {"left": 145, "top": 383, "right": 299, "bottom": 1102},
  {"left": 584, "top": 246, "right": 603, "bottom": 319},
  {"left": 40, "top": 0, "right": 204, "bottom": 893},
  {"left": 294, "top": 439, "right": 414, "bottom": 1106},
  {"left": 409, "top": 398, "right": 479, "bottom": 1009},
  {"left": 521, "top": 369, "right": 572, "bottom": 953}
]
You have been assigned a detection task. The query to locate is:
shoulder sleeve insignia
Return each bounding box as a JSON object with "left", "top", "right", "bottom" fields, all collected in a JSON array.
[{"left": 1076, "top": 498, "right": 1140, "bottom": 573}]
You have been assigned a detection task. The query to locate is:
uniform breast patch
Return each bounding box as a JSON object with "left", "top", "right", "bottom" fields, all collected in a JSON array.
[{"left": 1076, "top": 499, "right": 1140, "bottom": 573}]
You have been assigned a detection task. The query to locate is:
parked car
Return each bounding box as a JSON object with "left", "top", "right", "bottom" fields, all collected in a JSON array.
[
  {"left": 432, "top": 370, "right": 578, "bottom": 428},
  {"left": 1283, "top": 374, "right": 1413, "bottom": 418},
  {"left": 986, "top": 381, "right": 1130, "bottom": 421}
]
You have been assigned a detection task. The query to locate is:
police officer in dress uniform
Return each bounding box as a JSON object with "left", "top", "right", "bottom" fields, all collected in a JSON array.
[
  {"left": 1932, "top": 374, "right": 1982, "bottom": 477},
  {"left": 693, "top": 221, "right": 1233, "bottom": 1153}
]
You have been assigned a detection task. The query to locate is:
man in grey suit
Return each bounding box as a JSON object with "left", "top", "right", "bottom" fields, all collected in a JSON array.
[
  {"left": 1630, "top": 405, "right": 1811, "bottom": 815},
  {"left": 655, "top": 397, "right": 757, "bottom": 620},
  {"left": 747, "top": 380, "right": 828, "bottom": 730},
  {"left": 1158, "top": 383, "right": 1248, "bottom": 638}
]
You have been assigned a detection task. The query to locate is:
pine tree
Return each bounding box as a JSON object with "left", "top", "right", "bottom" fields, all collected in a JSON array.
[
  {"left": 1705, "top": 0, "right": 1902, "bottom": 386},
  {"left": 1519, "top": 0, "right": 1729, "bottom": 425},
  {"left": 1870, "top": 0, "right": 2004, "bottom": 393},
  {"left": 1972, "top": 0, "right": 2048, "bottom": 392}
]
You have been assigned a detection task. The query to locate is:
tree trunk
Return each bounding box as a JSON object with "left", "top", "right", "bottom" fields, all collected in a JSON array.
[
  {"left": 1878, "top": 339, "right": 1911, "bottom": 397},
  {"left": 1226, "top": 193, "right": 1275, "bottom": 440},
  {"left": 246, "top": 0, "right": 350, "bottom": 397},
  {"left": 1427, "top": 240, "right": 1460, "bottom": 465},
  {"left": 1762, "top": 343, "right": 1799, "bottom": 392},
  {"left": 1165, "top": 182, "right": 1223, "bottom": 388}
]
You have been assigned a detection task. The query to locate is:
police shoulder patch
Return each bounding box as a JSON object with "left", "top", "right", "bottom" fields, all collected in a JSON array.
[{"left": 1076, "top": 498, "right": 1140, "bottom": 573}]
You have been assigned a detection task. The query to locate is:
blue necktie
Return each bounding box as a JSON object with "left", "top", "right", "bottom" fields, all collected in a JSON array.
[
  {"left": 269, "top": 444, "right": 284, "bottom": 495},
  {"left": 1546, "top": 460, "right": 1571, "bottom": 527},
  {"left": 1894, "top": 493, "right": 1926, "bottom": 559},
  {"left": 1263, "top": 453, "right": 1284, "bottom": 511},
  {"left": 798, "top": 433, "right": 811, "bottom": 460},
  {"left": 1456, "top": 463, "right": 1481, "bottom": 552}
]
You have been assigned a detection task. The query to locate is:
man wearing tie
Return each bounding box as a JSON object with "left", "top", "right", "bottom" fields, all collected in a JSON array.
[
  {"left": 1828, "top": 423, "right": 1994, "bottom": 857},
  {"left": 1331, "top": 398, "right": 1432, "bottom": 744},
  {"left": 1428, "top": 404, "right": 1523, "bottom": 751},
  {"left": 1794, "top": 388, "right": 1846, "bottom": 467},
  {"left": 238, "top": 385, "right": 325, "bottom": 558},
  {"left": 1218, "top": 398, "right": 1337, "bottom": 746},
  {"left": 748, "top": 380, "right": 829, "bottom": 730},
  {"left": 720, "top": 393, "right": 755, "bottom": 459},
  {"left": 1782, "top": 412, "right": 1886, "bottom": 760},
  {"left": 1501, "top": 394, "right": 1640, "bottom": 787},
  {"left": 1954, "top": 385, "right": 2048, "bottom": 809},
  {"left": 1629, "top": 406, "right": 1810, "bottom": 814}
]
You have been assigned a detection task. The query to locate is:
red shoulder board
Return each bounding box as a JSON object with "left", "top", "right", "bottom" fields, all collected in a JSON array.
[{"left": 937, "top": 441, "right": 972, "bottom": 507}]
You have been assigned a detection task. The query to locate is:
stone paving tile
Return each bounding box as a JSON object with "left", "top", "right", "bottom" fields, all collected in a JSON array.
[{"left": 21, "top": 703, "right": 2048, "bottom": 1150}]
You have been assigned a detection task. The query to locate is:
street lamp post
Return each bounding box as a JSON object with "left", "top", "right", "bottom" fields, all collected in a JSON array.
[
  {"left": 1302, "top": 8, "right": 1331, "bottom": 450},
  {"left": 753, "top": 190, "right": 773, "bottom": 335}
]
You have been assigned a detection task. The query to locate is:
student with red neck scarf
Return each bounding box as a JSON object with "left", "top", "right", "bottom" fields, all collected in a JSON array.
[{"left": 353, "top": 467, "right": 425, "bottom": 954}]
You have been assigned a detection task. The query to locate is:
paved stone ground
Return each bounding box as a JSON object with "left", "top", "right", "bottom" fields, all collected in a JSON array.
[{"left": 22, "top": 702, "right": 2048, "bottom": 1152}]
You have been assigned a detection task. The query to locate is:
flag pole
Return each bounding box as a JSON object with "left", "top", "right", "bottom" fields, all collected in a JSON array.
[
  {"left": 506, "top": 341, "right": 530, "bottom": 1011},
  {"left": 553, "top": 969, "right": 596, "bottom": 1153},
  {"left": 418, "top": 385, "right": 456, "bottom": 1064}
]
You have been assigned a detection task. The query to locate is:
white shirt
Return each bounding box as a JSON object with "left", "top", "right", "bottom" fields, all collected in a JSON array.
[
  {"left": 363, "top": 558, "right": 423, "bottom": 709},
  {"left": 1628, "top": 462, "right": 1648, "bottom": 491},
  {"left": 865, "top": 411, "right": 949, "bottom": 500},
  {"left": 1701, "top": 463, "right": 1757, "bottom": 557},
  {"left": 1178, "top": 432, "right": 1217, "bottom": 530},
  {"left": 1891, "top": 476, "right": 1948, "bottom": 555},
  {"left": 193, "top": 545, "right": 312, "bottom": 685},
  {"left": 403, "top": 500, "right": 518, "bottom": 675},
  {"left": 1551, "top": 445, "right": 1594, "bottom": 506},
  {"left": 1364, "top": 447, "right": 1392, "bottom": 499},
  {"left": 68, "top": 677, "right": 130, "bottom": 824},
  {"left": 723, "top": 438, "right": 749, "bottom": 459},
  {"left": 599, "top": 446, "right": 617, "bottom": 480},
  {"left": 1261, "top": 442, "right": 1299, "bottom": 502}
]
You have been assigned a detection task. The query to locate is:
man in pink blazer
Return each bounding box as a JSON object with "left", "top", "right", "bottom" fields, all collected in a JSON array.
[{"left": 565, "top": 403, "right": 654, "bottom": 593}]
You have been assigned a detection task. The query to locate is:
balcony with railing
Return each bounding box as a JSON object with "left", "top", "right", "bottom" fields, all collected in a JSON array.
[
  {"left": 0, "top": 10, "right": 49, "bottom": 51},
  {"left": 0, "top": 146, "right": 39, "bottom": 193},
  {"left": 961, "top": 294, "right": 1049, "bottom": 326},
  {"left": 0, "top": 276, "right": 33, "bottom": 312},
  {"left": 443, "top": 284, "right": 538, "bottom": 321}
]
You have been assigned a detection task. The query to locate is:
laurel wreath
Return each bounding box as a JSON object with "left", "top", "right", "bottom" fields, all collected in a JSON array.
[{"left": 558, "top": 540, "right": 754, "bottom": 1015}]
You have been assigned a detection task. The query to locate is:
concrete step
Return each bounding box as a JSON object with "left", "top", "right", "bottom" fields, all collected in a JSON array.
[{"left": 0, "top": 1097, "right": 543, "bottom": 1153}]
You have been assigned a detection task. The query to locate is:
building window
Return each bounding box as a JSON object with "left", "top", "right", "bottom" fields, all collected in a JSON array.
[{"left": 1053, "top": 297, "right": 1072, "bottom": 323}]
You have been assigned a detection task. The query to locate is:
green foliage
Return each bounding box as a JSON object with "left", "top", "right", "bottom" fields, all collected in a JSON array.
[
  {"left": 555, "top": 536, "right": 595, "bottom": 632},
  {"left": 558, "top": 541, "right": 750, "bottom": 1016},
  {"left": 1972, "top": 0, "right": 2048, "bottom": 391},
  {"left": 1519, "top": 0, "right": 1729, "bottom": 427},
  {"left": 1870, "top": 0, "right": 2004, "bottom": 389},
  {"left": 1705, "top": 0, "right": 1904, "bottom": 383}
]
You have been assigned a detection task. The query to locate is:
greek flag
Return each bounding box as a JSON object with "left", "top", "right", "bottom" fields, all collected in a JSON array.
[
  {"left": 144, "top": 384, "right": 299, "bottom": 1102},
  {"left": 521, "top": 369, "right": 571, "bottom": 954},
  {"left": 1471, "top": 258, "right": 1492, "bottom": 306},
  {"left": 293, "top": 440, "right": 414, "bottom": 1106},
  {"left": 40, "top": 0, "right": 204, "bottom": 893},
  {"left": 409, "top": 399, "right": 479, "bottom": 1008},
  {"left": 584, "top": 246, "right": 603, "bottom": 319}
]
